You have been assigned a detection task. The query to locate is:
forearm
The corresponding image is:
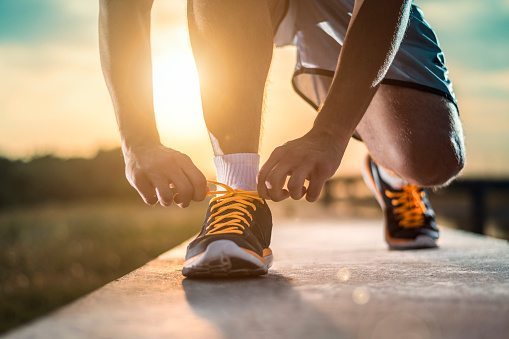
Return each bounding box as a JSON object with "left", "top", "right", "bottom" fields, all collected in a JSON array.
[
  {"left": 313, "top": 0, "right": 411, "bottom": 140},
  {"left": 99, "top": 0, "right": 159, "bottom": 150}
]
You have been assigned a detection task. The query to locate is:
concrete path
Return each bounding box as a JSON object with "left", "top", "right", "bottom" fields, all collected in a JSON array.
[{"left": 5, "top": 220, "right": 509, "bottom": 339}]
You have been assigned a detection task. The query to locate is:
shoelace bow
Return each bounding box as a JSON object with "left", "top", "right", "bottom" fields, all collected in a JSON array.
[
  {"left": 205, "top": 180, "right": 264, "bottom": 235},
  {"left": 384, "top": 184, "right": 427, "bottom": 228}
]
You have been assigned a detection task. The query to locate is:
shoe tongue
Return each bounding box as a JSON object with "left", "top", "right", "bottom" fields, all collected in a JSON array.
[
  {"left": 208, "top": 197, "right": 253, "bottom": 215},
  {"left": 206, "top": 197, "right": 255, "bottom": 232},
  {"left": 214, "top": 190, "right": 260, "bottom": 203}
]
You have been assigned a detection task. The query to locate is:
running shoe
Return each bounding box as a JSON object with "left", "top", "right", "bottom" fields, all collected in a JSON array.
[
  {"left": 362, "top": 155, "right": 439, "bottom": 250},
  {"left": 182, "top": 181, "right": 273, "bottom": 278}
]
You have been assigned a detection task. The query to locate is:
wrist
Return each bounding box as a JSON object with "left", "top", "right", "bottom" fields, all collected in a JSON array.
[
  {"left": 121, "top": 133, "right": 161, "bottom": 155},
  {"left": 313, "top": 94, "right": 361, "bottom": 142},
  {"left": 309, "top": 121, "right": 350, "bottom": 146},
  {"left": 305, "top": 125, "right": 349, "bottom": 158}
]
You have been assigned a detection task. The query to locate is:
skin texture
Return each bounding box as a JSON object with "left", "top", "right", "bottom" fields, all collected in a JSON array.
[
  {"left": 187, "top": 0, "right": 273, "bottom": 155},
  {"left": 99, "top": 0, "right": 207, "bottom": 207},
  {"left": 258, "top": 0, "right": 455, "bottom": 202},
  {"left": 100, "top": 0, "right": 465, "bottom": 206},
  {"left": 356, "top": 85, "right": 465, "bottom": 188},
  {"left": 259, "top": 0, "right": 464, "bottom": 201}
]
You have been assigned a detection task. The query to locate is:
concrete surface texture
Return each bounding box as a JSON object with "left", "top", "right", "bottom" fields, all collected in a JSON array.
[{"left": 4, "top": 219, "right": 509, "bottom": 339}]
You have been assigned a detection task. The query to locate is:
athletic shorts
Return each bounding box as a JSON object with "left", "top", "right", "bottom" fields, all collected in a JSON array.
[{"left": 273, "top": 0, "right": 457, "bottom": 110}]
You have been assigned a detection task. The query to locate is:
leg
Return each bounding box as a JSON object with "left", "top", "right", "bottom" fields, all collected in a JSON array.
[
  {"left": 183, "top": 1, "right": 279, "bottom": 277},
  {"left": 357, "top": 85, "right": 465, "bottom": 187},
  {"left": 357, "top": 85, "right": 464, "bottom": 249},
  {"left": 187, "top": 0, "right": 274, "bottom": 155}
]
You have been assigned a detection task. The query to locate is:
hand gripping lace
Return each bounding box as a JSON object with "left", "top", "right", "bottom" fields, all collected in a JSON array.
[
  {"left": 384, "top": 184, "right": 427, "bottom": 228},
  {"left": 205, "top": 180, "right": 264, "bottom": 235}
]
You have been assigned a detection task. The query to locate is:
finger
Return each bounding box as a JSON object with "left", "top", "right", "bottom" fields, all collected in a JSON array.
[
  {"left": 257, "top": 147, "right": 286, "bottom": 198},
  {"left": 266, "top": 162, "right": 293, "bottom": 202},
  {"left": 169, "top": 169, "right": 194, "bottom": 208},
  {"left": 306, "top": 173, "right": 327, "bottom": 202},
  {"left": 130, "top": 173, "right": 158, "bottom": 205},
  {"left": 180, "top": 157, "right": 208, "bottom": 201},
  {"left": 152, "top": 178, "right": 174, "bottom": 207},
  {"left": 287, "top": 166, "right": 311, "bottom": 200}
]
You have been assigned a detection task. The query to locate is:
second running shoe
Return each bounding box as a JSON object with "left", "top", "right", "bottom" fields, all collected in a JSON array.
[{"left": 362, "top": 155, "right": 439, "bottom": 250}]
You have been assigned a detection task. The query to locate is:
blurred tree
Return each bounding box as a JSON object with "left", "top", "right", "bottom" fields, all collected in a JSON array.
[{"left": 0, "top": 149, "right": 138, "bottom": 207}]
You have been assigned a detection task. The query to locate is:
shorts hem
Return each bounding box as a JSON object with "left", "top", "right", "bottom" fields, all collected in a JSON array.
[
  {"left": 381, "top": 79, "right": 458, "bottom": 110},
  {"left": 292, "top": 67, "right": 458, "bottom": 111}
]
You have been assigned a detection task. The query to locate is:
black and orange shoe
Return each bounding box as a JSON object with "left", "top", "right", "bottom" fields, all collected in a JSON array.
[
  {"left": 182, "top": 181, "right": 273, "bottom": 278},
  {"left": 362, "top": 155, "right": 439, "bottom": 250}
]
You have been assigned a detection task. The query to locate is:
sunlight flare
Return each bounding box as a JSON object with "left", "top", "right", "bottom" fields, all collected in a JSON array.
[{"left": 152, "top": 47, "right": 205, "bottom": 140}]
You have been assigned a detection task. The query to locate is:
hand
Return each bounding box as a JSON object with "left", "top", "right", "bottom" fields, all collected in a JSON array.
[
  {"left": 122, "top": 143, "right": 208, "bottom": 207},
  {"left": 257, "top": 129, "right": 347, "bottom": 202}
]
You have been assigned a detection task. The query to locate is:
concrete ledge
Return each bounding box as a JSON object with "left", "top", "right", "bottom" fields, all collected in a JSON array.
[{"left": 4, "top": 219, "right": 509, "bottom": 339}]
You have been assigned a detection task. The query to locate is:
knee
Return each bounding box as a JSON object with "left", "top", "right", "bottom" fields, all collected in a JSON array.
[
  {"left": 392, "top": 135, "right": 465, "bottom": 187},
  {"left": 408, "top": 152, "right": 464, "bottom": 187}
]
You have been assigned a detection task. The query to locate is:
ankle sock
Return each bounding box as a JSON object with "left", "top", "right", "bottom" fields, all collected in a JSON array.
[
  {"left": 214, "top": 153, "right": 259, "bottom": 191},
  {"left": 378, "top": 165, "right": 407, "bottom": 190}
]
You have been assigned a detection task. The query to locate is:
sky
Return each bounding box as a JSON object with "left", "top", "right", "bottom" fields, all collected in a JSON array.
[{"left": 0, "top": 0, "right": 508, "bottom": 178}]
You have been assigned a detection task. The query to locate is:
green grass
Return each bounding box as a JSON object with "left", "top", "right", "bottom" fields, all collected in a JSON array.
[{"left": 0, "top": 200, "right": 206, "bottom": 334}]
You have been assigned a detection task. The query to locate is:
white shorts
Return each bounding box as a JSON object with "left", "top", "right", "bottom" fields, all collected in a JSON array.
[{"left": 274, "top": 0, "right": 457, "bottom": 110}]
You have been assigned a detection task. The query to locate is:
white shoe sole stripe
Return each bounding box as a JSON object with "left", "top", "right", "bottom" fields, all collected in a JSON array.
[{"left": 184, "top": 240, "right": 271, "bottom": 270}]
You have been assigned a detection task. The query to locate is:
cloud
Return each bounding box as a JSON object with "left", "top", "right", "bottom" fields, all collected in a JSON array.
[
  {"left": 0, "top": 0, "right": 97, "bottom": 45},
  {"left": 0, "top": 0, "right": 191, "bottom": 159},
  {"left": 0, "top": 42, "right": 116, "bottom": 158},
  {"left": 0, "top": 0, "right": 507, "bottom": 176},
  {"left": 416, "top": 0, "right": 509, "bottom": 70}
]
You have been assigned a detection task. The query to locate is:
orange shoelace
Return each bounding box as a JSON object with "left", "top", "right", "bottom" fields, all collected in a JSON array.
[
  {"left": 384, "top": 184, "right": 427, "bottom": 228},
  {"left": 204, "top": 180, "right": 264, "bottom": 236}
]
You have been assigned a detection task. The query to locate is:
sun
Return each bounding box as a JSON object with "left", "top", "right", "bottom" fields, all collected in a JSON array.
[{"left": 152, "top": 49, "right": 206, "bottom": 140}]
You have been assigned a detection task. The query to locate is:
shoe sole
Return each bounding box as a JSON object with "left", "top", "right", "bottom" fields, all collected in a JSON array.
[
  {"left": 388, "top": 234, "right": 438, "bottom": 250},
  {"left": 182, "top": 240, "right": 273, "bottom": 278},
  {"left": 361, "top": 156, "right": 438, "bottom": 250}
]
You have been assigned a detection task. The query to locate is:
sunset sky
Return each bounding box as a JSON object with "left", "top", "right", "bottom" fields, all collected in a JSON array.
[{"left": 0, "top": 0, "right": 508, "bottom": 178}]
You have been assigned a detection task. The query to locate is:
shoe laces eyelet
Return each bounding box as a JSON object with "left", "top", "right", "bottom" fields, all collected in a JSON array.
[{"left": 204, "top": 180, "right": 263, "bottom": 235}]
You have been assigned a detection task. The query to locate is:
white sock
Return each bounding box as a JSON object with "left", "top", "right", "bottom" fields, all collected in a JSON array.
[
  {"left": 214, "top": 153, "right": 259, "bottom": 191},
  {"left": 378, "top": 165, "right": 407, "bottom": 190}
]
